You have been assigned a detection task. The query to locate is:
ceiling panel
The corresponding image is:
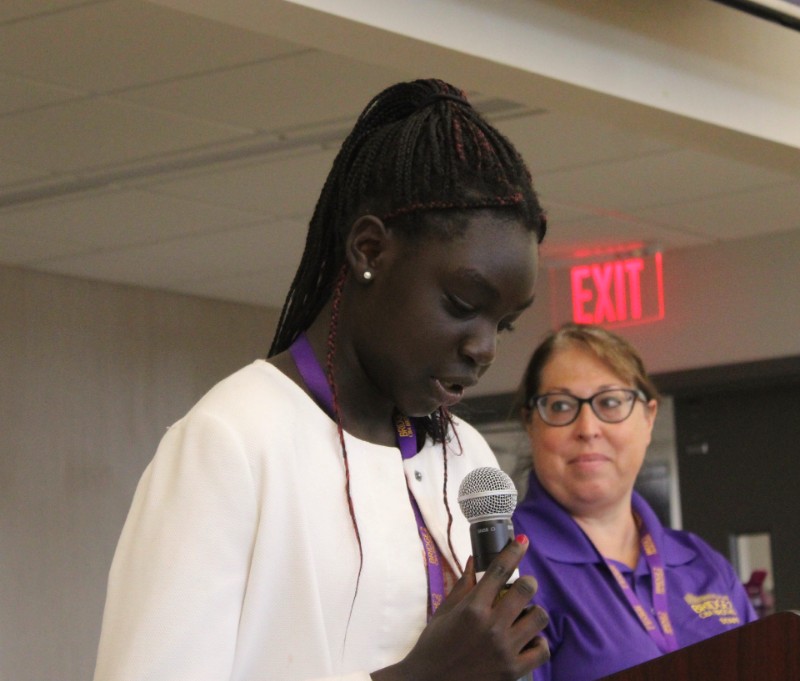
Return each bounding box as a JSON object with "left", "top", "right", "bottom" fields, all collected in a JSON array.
[
  {"left": 0, "top": 159, "right": 50, "bottom": 186},
  {"left": 540, "top": 213, "right": 709, "bottom": 264},
  {"left": 0, "top": 0, "right": 91, "bottom": 23},
  {"left": 169, "top": 270, "right": 288, "bottom": 308},
  {"left": 132, "top": 220, "right": 304, "bottom": 274},
  {"left": 637, "top": 181, "right": 800, "bottom": 240},
  {"left": 538, "top": 148, "right": 798, "bottom": 213},
  {"left": 0, "top": 229, "right": 92, "bottom": 262},
  {"left": 30, "top": 242, "right": 218, "bottom": 290},
  {"left": 0, "top": 188, "right": 263, "bottom": 256},
  {"left": 495, "top": 111, "right": 675, "bottom": 176},
  {"left": 0, "top": 0, "right": 302, "bottom": 93},
  {"left": 0, "top": 74, "right": 81, "bottom": 115},
  {"left": 118, "top": 51, "right": 404, "bottom": 131},
  {"left": 0, "top": 96, "right": 253, "bottom": 173},
  {"left": 144, "top": 147, "right": 339, "bottom": 216},
  {"left": 30, "top": 218, "right": 306, "bottom": 307}
]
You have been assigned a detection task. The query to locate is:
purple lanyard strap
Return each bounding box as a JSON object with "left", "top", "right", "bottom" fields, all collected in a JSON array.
[
  {"left": 604, "top": 513, "right": 679, "bottom": 654},
  {"left": 289, "top": 332, "right": 446, "bottom": 618}
]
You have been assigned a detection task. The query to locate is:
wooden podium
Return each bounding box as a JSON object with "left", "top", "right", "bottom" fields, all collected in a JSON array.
[{"left": 597, "top": 610, "right": 800, "bottom": 680}]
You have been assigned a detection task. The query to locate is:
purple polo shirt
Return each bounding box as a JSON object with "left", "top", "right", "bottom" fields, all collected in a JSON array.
[{"left": 513, "top": 473, "right": 757, "bottom": 681}]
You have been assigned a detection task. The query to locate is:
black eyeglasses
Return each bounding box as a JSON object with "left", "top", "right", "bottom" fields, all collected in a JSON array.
[{"left": 528, "top": 388, "right": 647, "bottom": 427}]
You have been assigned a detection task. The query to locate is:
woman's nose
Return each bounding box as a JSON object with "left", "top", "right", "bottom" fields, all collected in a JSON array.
[
  {"left": 460, "top": 323, "right": 497, "bottom": 368},
  {"left": 574, "top": 401, "right": 602, "bottom": 438}
]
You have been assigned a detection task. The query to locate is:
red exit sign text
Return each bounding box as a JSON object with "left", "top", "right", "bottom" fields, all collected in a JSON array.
[{"left": 566, "top": 253, "right": 664, "bottom": 327}]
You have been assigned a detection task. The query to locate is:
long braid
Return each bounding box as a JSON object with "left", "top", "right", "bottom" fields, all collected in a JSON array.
[
  {"left": 324, "top": 267, "right": 365, "bottom": 615},
  {"left": 438, "top": 407, "right": 465, "bottom": 575}
]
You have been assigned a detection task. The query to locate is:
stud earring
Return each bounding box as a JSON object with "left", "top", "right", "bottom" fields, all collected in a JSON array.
[{"left": 363, "top": 271, "right": 373, "bottom": 281}]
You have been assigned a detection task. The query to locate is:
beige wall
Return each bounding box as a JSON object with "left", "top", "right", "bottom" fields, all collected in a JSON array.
[{"left": 0, "top": 266, "right": 277, "bottom": 681}]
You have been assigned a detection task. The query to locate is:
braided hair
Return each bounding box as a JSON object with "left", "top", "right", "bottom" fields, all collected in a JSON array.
[{"left": 269, "top": 78, "right": 546, "bottom": 363}]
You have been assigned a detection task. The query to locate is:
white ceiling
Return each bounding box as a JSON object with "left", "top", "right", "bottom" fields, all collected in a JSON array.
[{"left": 2, "top": 0, "right": 799, "bottom": 308}]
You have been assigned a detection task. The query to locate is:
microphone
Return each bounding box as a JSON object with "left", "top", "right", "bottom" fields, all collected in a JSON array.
[
  {"left": 459, "top": 468, "right": 535, "bottom": 681},
  {"left": 459, "top": 468, "right": 533, "bottom": 681},
  {"left": 457, "top": 466, "right": 519, "bottom": 574}
]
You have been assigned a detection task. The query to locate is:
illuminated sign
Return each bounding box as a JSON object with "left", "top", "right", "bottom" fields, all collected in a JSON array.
[{"left": 553, "top": 252, "right": 664, "bottom": 327}]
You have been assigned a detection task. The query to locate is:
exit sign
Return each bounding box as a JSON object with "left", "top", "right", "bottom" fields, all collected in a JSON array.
[{"left": 551, "top": 252, "right": 665, "bottom": 327}]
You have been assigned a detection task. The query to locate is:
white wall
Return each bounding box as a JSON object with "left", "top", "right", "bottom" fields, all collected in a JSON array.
[{"left": 0, "top": 265, "right": 277, "bottom": 681}]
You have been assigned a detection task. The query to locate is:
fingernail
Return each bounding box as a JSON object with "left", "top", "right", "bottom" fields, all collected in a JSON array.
[{"left": 516, "top": 534, "right": 529, "bottom": 546}]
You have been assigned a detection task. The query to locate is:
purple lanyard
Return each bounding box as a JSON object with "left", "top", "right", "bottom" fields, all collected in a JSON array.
[
  {"left": 604, "top": 513, "right": 679, "bottom": 654},
  {"left": 288, "top": 332, "right": 446, "bottom": 618}
]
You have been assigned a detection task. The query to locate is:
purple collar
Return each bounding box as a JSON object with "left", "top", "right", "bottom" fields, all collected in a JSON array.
[{"left": 514, "top": 472, "right": 696, "bottom": 567}]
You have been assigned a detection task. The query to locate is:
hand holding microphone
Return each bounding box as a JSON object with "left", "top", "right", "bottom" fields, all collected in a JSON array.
[
  {"left": 458, "top": 467, "right": 544, "bottom": 681},
  {"left": 373, "top": 467, "right": 549, "bottom": 681}
]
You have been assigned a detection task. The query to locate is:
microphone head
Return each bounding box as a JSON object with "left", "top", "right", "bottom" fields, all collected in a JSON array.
[{"left": 457, "top": 466, "right": 518, "bottom": 522}]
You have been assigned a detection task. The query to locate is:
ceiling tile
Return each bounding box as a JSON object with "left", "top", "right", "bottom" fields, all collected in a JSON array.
[
  {"left": 0, "top": 188, "right": 263, "bottom": 251},
  {"left": 495, "top": 111, "right": 675, "bottom": 176},
  {"left": 29, "top": 245, "right": 209, "bottom": 290},
  {"left": 538, "top": 148, "right": 799, "bottom": 211},
  {"left": 108, "top": 219, "right": 305, "bottom": 275},
  {"left": 0, "top": 230, "right": 89, "bottom": 263},
  {"left": 116, "top": 50, "right": 404, "bottom": 131},
  {"left": 145, "top": 147, "right": 338, "bottom": 216},
  {"left": 0, "top": 73, "right": 81, "bottom": 115},
  {"left": 0, "top": 0, "right": 89, "bottom": 23},
  {"left": 169, "top": 270, "right": 288, "bottom": 308},
  {"left": 0, "top": 0, "right": 302, "bottom": 92},
  {"left": 0, "top": 159, "right": 50, "bottom": 187},
  {"left": 0, "top": 97, "right": 252, "bottom": 173},
  {"left": 28, "top": 218, "right": 306, "bottom": 307},
  {"left": 541, "top": 213, "right": 709, "bottom": 264},
  {"left": 637, "top": 182, "right": 800, "bottom": 240}
]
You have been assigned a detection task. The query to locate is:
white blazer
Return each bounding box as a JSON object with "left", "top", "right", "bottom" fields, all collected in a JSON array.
[{"left": 93, "top": 361, "right": 499, "bottom": 681}]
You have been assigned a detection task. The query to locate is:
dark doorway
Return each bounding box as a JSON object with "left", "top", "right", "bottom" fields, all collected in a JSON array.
[{"left": 657, "top": 358, "right": 800, "bottom": 613}]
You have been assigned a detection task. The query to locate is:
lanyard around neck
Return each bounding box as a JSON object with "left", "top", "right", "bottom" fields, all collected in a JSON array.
[
  {"left": 288, "top": 332, "right": 446, "bottom": 618},
  {"left": 603, "top": 513, "right": 679, "bottom": 654}
]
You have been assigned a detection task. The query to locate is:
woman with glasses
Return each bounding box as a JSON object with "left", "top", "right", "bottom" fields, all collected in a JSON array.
[{"left": 512, "top": 323, "right": 755, "bottom": 681}]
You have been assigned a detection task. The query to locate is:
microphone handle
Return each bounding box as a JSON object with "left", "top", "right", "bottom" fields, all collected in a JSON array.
[
  {"left": 470, "top": 518, "right": 535, "bottom": 681},
  {"left": 469, "top": 516, "right": 515, "bottom": 573}
]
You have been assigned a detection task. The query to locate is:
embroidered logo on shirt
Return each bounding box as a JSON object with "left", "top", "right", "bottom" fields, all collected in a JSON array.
[{"left": 684, "top": 593, "right": 741, "bottom": 625}]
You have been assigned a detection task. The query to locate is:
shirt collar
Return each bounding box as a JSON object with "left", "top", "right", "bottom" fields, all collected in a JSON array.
[{"left": 515, "top": 472, "right": 696, "bottom": 566}]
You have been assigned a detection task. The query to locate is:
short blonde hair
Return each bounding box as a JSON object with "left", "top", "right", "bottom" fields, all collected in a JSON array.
[{"left": 517, "top": 323, "right": 660, "bottom": 420}]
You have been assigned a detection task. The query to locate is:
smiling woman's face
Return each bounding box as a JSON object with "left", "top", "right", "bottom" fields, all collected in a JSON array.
[{"left": 525, "top": 344, "right": 658, "bottom": 519}]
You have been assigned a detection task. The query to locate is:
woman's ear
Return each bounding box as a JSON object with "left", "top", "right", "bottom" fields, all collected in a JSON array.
[
  {"left": 522, "top": 408, "right": 537, "bottom": 438},
  {"left": 345, "top": 215, "right": 390, "bottom": 282},
  {"left": 644, "top": 399, "right": 659, "bottom": 430}
]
